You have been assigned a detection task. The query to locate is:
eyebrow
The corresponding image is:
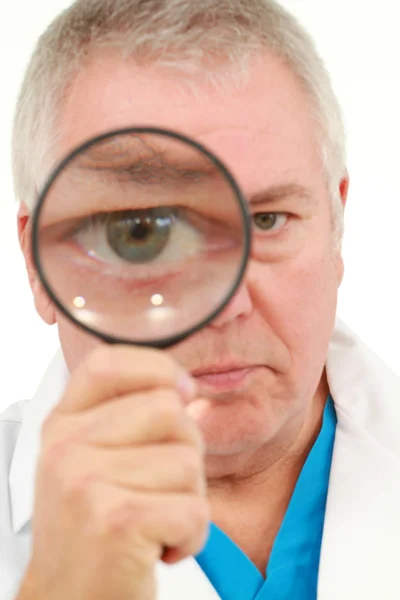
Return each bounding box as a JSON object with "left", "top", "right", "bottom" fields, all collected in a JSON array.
[
  {"left": 248, "top": 183, "right": 314, "bottom": 207},
  {"left": 75, "top": 144, "right": 220, "bottom": 184},
  {"left": 76, "top": 155, "right": 313, "bottom": 204},
  {"left": 79, "top": 162, "right": 218, "bottom": 183}
]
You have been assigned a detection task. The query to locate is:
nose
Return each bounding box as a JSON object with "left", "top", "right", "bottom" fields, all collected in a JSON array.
[{"left": 209, "top": 280, "right": 253, "bottom": 329}]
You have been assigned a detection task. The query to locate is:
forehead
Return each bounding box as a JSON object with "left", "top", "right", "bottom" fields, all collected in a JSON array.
[{"left": 57, "top": 50, "right": 323, "bottom": 194}]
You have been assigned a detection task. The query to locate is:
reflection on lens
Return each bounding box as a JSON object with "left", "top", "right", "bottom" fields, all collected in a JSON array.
[
  {"left": 33, "top": 129, "right": 250, "bottom": 345},
  {"left": 73, "top": 296, "right": 86, "bottom": 308},
  {"left": 151, "top": 294, "right": 164, "bottom": 306}
]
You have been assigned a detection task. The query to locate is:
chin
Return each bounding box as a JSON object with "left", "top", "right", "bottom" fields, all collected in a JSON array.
[
  {"left": 186, "top": 396, "right": 275, "bottom": 457},
  {"left": 205, "top": 434, "right": 264, "bottom": 458}
]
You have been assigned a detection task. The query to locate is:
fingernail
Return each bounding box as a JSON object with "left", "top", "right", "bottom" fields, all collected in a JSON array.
[{"left": 177, "top": 372, "right": 197, "bottom": 400}]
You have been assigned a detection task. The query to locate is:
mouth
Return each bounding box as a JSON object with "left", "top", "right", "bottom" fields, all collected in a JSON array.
[{"left": 191, "top": 364, "right": 264, "bottom": 394}]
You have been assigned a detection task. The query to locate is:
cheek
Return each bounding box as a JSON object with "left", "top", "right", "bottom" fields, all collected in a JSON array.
[
  {"left": 251, "top": 242, "right": 340, "bottom": 374},
  {"left": 56, "top": 311, "right": 103, "bottom": 372}
]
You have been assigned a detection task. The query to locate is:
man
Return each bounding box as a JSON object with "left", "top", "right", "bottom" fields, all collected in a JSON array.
[{"left": 1, "top": 0, "right": 399, "bottom": 599}]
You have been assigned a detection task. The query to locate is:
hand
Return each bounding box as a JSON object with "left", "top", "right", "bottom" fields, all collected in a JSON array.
[{"left": 23, "top": 346, "right": 209, "bottom": 600}]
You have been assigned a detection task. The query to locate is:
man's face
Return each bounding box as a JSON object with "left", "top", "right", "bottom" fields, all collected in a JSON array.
[{"left": 22, "top": 51, "right": 347, "bottom": 474}]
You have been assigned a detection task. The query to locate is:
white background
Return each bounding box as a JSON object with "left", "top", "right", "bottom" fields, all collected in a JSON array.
[{"left": 0, "top": 0, "right": 398, "bottom": 413}]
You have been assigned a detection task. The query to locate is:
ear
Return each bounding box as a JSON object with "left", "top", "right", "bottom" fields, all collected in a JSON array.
[
  {"left": 339, "top": 170, "right": 350, "bottom": 209},
  {"left": 18, "top": 202, "right": 56, "bottom": 325},
  {"left": 334, "top": 171, "right": 350, "bottom": 287}
]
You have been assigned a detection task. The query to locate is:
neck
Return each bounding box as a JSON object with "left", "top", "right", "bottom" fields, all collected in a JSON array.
[{"left": 206, "top": 373, "right": 329, "bottom": 574}]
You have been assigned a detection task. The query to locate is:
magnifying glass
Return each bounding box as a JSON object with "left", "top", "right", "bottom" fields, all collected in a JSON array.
[{"left": 31, "top": 127, "right": 251, "bottom": 348}]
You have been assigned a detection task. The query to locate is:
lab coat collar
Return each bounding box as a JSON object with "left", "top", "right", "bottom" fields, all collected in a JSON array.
[
  {"left": 9, "top": 350, "right": 69, "bottom": 534},
  {"left": 318, "top": 319, "right": 400, "bottom": 599},
  {"left": 8, "top": 318, "right": 400, "bottom": 600}
]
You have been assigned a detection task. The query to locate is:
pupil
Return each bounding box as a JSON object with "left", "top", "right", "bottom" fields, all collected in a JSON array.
[{"left": 130, "top": 219, "right": 152, "bottom": 242}]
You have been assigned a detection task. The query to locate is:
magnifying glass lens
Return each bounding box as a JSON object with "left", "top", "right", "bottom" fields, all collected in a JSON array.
[{"left": 33, "top": 129, "right": 250, "bottom": 346}]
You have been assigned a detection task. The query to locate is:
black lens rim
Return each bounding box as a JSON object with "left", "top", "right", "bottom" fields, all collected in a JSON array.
[{"left": 31, "top": 126, "right": 252, "bottom": 348}]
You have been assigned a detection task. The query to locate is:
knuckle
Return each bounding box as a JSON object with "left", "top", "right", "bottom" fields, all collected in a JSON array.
[
  {"left": 155, "top": 391, "right": 183, "bottom": 423},
  {"left": 153, "top": 351, "right": 180, "bottom": 376},
  {"left": 138, "top": 349, "right": 181, "bottom": 382},
  {"left": 61, "top": 472, "right": 95, "bottom": 504},
  {"left": 190, "top": 498, "right": 211, "bottom": 531},
  {"left": 187, "top": 501, "right": 210, "bottom": 554},
  {"left": 190, "top": 426, "right": 206, "bottom": 454},
  {"left": 41, "top": 413, "right": 81, "bottom": 448},
  {"left": 180, "top": 449, "right": 203, "bottom": 491},
  {"left": 40, "top": 439, "right": 69, "bottom": 475},
  {"left": 143, "top": 350, "right": 183, "bottom": 385},
  {"left": 40, "top": 440, "right": 94, "bottom": 504},
  {"left": 176, "top": 498, "right": 210, "bottom": 556},
  {"left": 100, "top": 500, "right": 142, "bottom": 539}
]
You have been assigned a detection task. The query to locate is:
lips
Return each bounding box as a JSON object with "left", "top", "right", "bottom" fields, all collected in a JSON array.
[
  {"left": 191, "top": 363, "right": 257, "bottom": 377},
  {"left": 191, "top": 365, "right": 262, "bottom": 393}
]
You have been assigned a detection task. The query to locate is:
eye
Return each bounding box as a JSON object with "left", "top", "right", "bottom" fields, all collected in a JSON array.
[
  {"left": 253, "top": 212, "right": 288, "bottom": 233},
  {"left": 105, "top": 208, "right": 174, "bottom": 263},
  {"left": 72, "top": 208, "right": 205, "bottom": 268},
  {"left": 66, "top": 206, "right": 240, "bottom": 283}
]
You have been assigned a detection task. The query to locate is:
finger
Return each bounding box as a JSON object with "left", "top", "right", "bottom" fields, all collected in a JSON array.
[
  {"left": 90, "top": 484, "right": 210, "bottom": 563},
  {"left": 50, "top": 443, "right": 206, "bottom": 495},
  {"left": 45, "top": 388, "right": 204, "bottom": 451},
  {"left": 56, "top": 346, "right": 196, "bottom": 412}
]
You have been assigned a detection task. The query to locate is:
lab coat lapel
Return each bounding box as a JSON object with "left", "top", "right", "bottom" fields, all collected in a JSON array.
[
  {"left": 317, "top": 320, "right": 400, "bottom": 600},
  {"left": 317, "top": 414, "right": 400, "bottom": 600}
]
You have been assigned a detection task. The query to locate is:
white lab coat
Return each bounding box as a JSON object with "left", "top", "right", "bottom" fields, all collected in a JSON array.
[{"left": 0, "top": 318, "right": 399, "bottom": 600}]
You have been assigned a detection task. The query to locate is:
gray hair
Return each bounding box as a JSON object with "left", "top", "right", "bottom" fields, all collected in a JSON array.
[{"left": 12, "top": 0, "right": 346, "bottom": 244}]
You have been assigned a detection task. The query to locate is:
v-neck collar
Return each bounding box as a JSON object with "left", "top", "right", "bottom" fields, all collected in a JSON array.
[{"left": 195, "top": 396, "right": 337, "bottom": 600}]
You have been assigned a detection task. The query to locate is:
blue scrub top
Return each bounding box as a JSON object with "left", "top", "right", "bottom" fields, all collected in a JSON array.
[{"left": 195, "top": 396, "right": 337, "bottom": 600}]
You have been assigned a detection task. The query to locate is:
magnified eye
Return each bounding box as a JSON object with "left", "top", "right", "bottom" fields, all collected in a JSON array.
[
  {"left": 106, "top": 208, "right": 174, "bottom": 263},
  {"left": 67, "top": 206, "right": 239, "bottom": 278},
  {"left": 73, "top": 207, "right": 199, "bottom": 268}
]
